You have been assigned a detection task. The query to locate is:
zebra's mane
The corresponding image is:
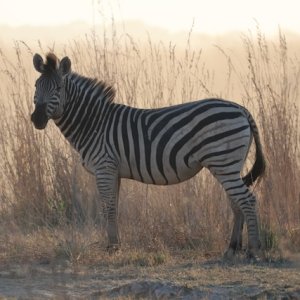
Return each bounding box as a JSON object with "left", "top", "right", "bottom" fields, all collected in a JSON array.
[
  {"left": 69, "top": 72, "right": 116, "bottom": 104},
  {"left": 44, "top": 53, "right": 59, "bottom": 73},
  {"left": 43, "top": 53, "right": 116, "bottom": 103}
]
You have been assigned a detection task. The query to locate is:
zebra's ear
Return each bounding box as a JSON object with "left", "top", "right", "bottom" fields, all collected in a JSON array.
[
  {"left": 59, "top": 56, "right": 71, "bottom": 76},
  {"left": 33, "top": 53, "right": 45, "bottom": 73}
]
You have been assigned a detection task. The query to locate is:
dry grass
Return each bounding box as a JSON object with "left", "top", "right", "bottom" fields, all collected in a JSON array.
[
  {"left": 0, "top": 255, "right": 299, "bottom": 299},
  {"left": 0, "top": 25, "right": 299, "bottom": 265}
]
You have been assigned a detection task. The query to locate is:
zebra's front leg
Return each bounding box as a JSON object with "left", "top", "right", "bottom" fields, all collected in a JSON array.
[{"left": 96, "top": 167, "right": 121, "bottom": 252}]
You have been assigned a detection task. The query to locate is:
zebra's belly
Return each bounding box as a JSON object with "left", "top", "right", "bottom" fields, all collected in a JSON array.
[
  {"left": 119, "top": 159, "right": 203, "bottom": 185},
  {"left": 156, "top": 164, "right": 203, "bottom": 185}
]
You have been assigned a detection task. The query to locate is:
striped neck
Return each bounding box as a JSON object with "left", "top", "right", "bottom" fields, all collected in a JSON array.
[
  {"left": 54, "top": 72, "right": 116, "bottom": 150},
  {"left": 63, "top": 72, "right": 116, "bottom": 111}
]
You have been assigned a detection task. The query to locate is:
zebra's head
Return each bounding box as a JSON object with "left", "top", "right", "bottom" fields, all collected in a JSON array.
[{"left": 31, "top": 53, "right": 71, "bottom": 129}]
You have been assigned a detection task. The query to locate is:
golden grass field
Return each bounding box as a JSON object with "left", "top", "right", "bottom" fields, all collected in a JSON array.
[{"left": 0, "top": 24, "right": 299, "bottom": 298}]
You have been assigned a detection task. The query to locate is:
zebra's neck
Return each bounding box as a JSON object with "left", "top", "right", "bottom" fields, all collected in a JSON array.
[{"left": 54, "top": 72, "right": 116, "bottom": 152}]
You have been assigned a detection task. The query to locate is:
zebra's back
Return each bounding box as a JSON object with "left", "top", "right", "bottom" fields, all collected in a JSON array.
[{"left": 105, "top": 98, "right": 251, "bottom": 185}]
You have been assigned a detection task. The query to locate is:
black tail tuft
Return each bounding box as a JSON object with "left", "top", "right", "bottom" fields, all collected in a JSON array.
[
  {"left": 242, "top": 143, "right": 266, "bottom": 186},
  {"left": 242, "top": 110, "right": 266, "bottom": 187}
]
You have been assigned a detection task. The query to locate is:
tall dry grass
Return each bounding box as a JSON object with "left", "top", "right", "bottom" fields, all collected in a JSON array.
[
  {"left": 0, "top": 26, "right": 299, "bottom": 264},
  {"left": 240, "top": 29, "right": 300, "bottom": 251}
]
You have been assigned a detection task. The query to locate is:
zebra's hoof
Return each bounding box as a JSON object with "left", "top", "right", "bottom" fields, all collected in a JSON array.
[
  {"left": 106, "top": 244, "right": 121, "bottom": 255},
  {"left": 223, "top": 248, "right": 235, "bottom": 260},
  {"left": 246, "top": 248, "right": 262, "bottom": 262}
]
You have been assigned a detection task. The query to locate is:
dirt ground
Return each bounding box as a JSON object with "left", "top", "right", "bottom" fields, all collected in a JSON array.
[{"left": 0, "top": 254, "right": 299, "bottom": 300}]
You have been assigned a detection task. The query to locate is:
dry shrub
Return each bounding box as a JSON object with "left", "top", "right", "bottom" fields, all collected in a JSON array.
[{"left": 0, "top": 26, "right": 299, "bottom": 264}]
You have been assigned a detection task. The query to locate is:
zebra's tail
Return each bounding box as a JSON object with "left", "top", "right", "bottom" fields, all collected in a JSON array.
[{"left": 242, "top": 109, "right": 266, "bottom": 187}]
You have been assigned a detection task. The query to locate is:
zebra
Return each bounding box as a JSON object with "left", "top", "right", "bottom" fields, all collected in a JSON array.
[{"left": 31, "top": 53, "right": 265, "bottom": 258}]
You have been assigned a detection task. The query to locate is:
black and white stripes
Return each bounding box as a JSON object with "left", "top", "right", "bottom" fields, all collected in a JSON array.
[{"left": 31, "top": 53, "right": 265, "bottom": 257}]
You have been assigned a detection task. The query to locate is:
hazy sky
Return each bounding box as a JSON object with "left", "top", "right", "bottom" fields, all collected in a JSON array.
[{"left": 0, "top": 0, "right": 299, "bottom": 34}]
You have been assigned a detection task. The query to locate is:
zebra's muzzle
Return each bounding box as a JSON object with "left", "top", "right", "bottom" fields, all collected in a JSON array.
[{"left": 31, "top": 103, "right": 49, "bottom": 130}]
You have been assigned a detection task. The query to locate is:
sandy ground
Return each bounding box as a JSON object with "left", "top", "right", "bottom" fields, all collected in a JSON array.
[{"left": 0, "top": 257, "right": 299, "bottom": 299}]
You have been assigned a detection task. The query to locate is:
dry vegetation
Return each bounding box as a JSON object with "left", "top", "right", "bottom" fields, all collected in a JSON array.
[{"left": 0, "top": 25, "right": 299, "bottom": 269}]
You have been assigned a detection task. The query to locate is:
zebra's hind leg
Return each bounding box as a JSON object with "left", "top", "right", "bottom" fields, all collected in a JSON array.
[
  {"left": 223, "top": 201, "right": 244, "bottom": 259},
  {"left": 214, "top": 173, "right": 261, "bottom": 260}
]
